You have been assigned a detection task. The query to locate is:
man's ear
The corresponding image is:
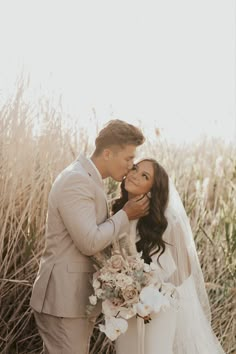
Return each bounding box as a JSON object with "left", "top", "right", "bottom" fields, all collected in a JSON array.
[{"left": 103, "top": 148, "right": 112, "bottom": 161}]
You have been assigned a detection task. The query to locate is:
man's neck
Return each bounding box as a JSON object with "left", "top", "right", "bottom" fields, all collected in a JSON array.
[{"left": 90, "top": 154, "right": 108, "bottom": 179}]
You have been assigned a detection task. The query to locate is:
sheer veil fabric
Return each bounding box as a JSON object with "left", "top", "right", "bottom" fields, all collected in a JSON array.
[{"left": 115, "top": 179, "right": 225, "bottom": 354}]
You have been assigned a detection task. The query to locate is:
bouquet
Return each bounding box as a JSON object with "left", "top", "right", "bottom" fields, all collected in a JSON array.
[{"left": 88, "top": 236, "right": 179, "bottom": 341}]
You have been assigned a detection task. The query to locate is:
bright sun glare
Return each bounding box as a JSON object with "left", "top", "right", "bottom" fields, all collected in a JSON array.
[{"left": 0, "top": 0, "right": 235, "bottom": 144}]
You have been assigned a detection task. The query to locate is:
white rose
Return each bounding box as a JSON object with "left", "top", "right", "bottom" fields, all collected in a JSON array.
[
  {"left": 93, "top": 279, "right": 101, "bottom": 289},
  {"left": 150, "top": 262, "right": 158, "bottom": 271},
  {"left": 143, "top": 263, "right": 151, "bottom": 272},
  {"left": 116, "top": 273, "right": 133, "bottom": 288},
  {"left": 89, "top": 295, "right": 97, "bottom": 305},
  {"left": 95, "top": 288, "right": 104, "bottom": 298}
]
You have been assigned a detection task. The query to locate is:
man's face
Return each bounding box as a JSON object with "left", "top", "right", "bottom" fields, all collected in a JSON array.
[{"left": 105, "top": 145, "right": 136, "bottom": 181}]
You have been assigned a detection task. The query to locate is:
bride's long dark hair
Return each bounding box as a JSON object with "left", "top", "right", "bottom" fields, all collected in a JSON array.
[{"left": 112, "top": 159, "right": 169, "bottom": 264}]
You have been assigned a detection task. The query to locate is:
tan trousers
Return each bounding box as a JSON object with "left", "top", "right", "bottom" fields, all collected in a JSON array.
[{"left": 33, "top": 311, "right": 96, "bottom": 354}]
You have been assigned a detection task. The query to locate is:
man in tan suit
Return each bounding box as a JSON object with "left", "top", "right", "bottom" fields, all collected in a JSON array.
[{"left": 30, "top": 120, "right": 149, "bottom": 353}]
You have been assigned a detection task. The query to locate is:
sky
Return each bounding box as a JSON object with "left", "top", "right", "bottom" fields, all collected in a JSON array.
[{"left": 0, "top": 0, "right": 235, "bottom": 144}]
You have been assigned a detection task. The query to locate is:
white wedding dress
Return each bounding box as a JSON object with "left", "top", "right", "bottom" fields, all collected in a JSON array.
[{"left": 115, "top": 180, "right": 225, "bottom": 354}]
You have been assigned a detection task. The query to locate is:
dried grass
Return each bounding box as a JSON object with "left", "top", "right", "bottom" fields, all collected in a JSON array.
[{"left": 0, "top": 86, "right": 235, "bottom": 353}]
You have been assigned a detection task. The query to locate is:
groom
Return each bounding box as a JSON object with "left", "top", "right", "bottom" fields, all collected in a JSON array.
[{"left": 30, "top": 119, "right": 149, "bottom": 354}]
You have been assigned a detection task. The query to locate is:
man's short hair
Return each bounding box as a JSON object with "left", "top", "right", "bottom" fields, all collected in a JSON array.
[{"left": 94, "top": 119, "right": 145, "bottom": 155}]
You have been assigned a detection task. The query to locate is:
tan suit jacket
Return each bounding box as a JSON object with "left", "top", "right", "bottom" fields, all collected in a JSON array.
[{"left": 30, "top": 154, "right": 129, "bottom": 318}]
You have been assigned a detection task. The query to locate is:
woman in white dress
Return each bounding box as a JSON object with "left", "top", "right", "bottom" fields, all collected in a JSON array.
[{"left": 113, "top": 159, "right": 225, "bottom": 354}]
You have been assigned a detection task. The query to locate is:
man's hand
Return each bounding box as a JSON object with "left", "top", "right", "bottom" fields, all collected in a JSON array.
[{"left": 122, "top": 194, "right": 150, "bottom": 220}]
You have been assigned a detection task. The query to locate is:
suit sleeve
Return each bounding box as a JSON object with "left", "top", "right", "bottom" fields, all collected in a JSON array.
[{"left": 57, "top": 174, "right": 130, "bottom": 256}]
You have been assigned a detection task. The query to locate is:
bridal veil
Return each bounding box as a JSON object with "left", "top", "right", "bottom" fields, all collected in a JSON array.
[{"left": 160, "top": 179, "right": 225, "bottom": 353}]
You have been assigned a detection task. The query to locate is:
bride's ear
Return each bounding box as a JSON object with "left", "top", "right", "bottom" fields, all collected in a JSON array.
[{"left": 147, "top": 191, "right": 152, "bottom": 199}]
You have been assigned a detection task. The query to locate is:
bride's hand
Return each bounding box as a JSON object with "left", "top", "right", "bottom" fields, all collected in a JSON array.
[{"left": 122, "top": 194, "right": 150, "bottom": 220}]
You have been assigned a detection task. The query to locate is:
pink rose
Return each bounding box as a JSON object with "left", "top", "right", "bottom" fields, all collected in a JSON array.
[{"left": 107, "top": 255, "right": 126, "bottom": 272}]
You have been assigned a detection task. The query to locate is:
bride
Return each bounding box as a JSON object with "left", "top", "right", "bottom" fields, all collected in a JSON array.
[{"left": 112, "top": 158, "right": 225, "bottom": 354}]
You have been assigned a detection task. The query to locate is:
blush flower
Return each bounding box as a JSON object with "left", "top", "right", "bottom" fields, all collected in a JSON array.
[
  {"left": 107, "top": 254, "right": 126, "bottom": 272},
  {"left": 122, "top": 285, "right": 139, "bottom": 304},
  {"left": 89, "top": 244, "right": 179, "bottom": 341}
]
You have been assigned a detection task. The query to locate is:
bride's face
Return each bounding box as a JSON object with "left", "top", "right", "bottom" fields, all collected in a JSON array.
[{"left": 124, "top": 160, "right": 154, "bottom": 197}]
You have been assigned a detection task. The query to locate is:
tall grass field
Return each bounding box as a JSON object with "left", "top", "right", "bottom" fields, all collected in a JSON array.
[{"left": 0, "top": 86, "right": 235, "bottom": 353}]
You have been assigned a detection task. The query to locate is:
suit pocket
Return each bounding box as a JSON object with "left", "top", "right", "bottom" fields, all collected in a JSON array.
[{"left": 67, "top": 261, "right": 95, "bottom": 273}]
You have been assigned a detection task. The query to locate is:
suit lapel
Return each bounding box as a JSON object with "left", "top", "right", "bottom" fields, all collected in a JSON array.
[{"left": 77, "top": 154, "right": 103, "bottom": 187}]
